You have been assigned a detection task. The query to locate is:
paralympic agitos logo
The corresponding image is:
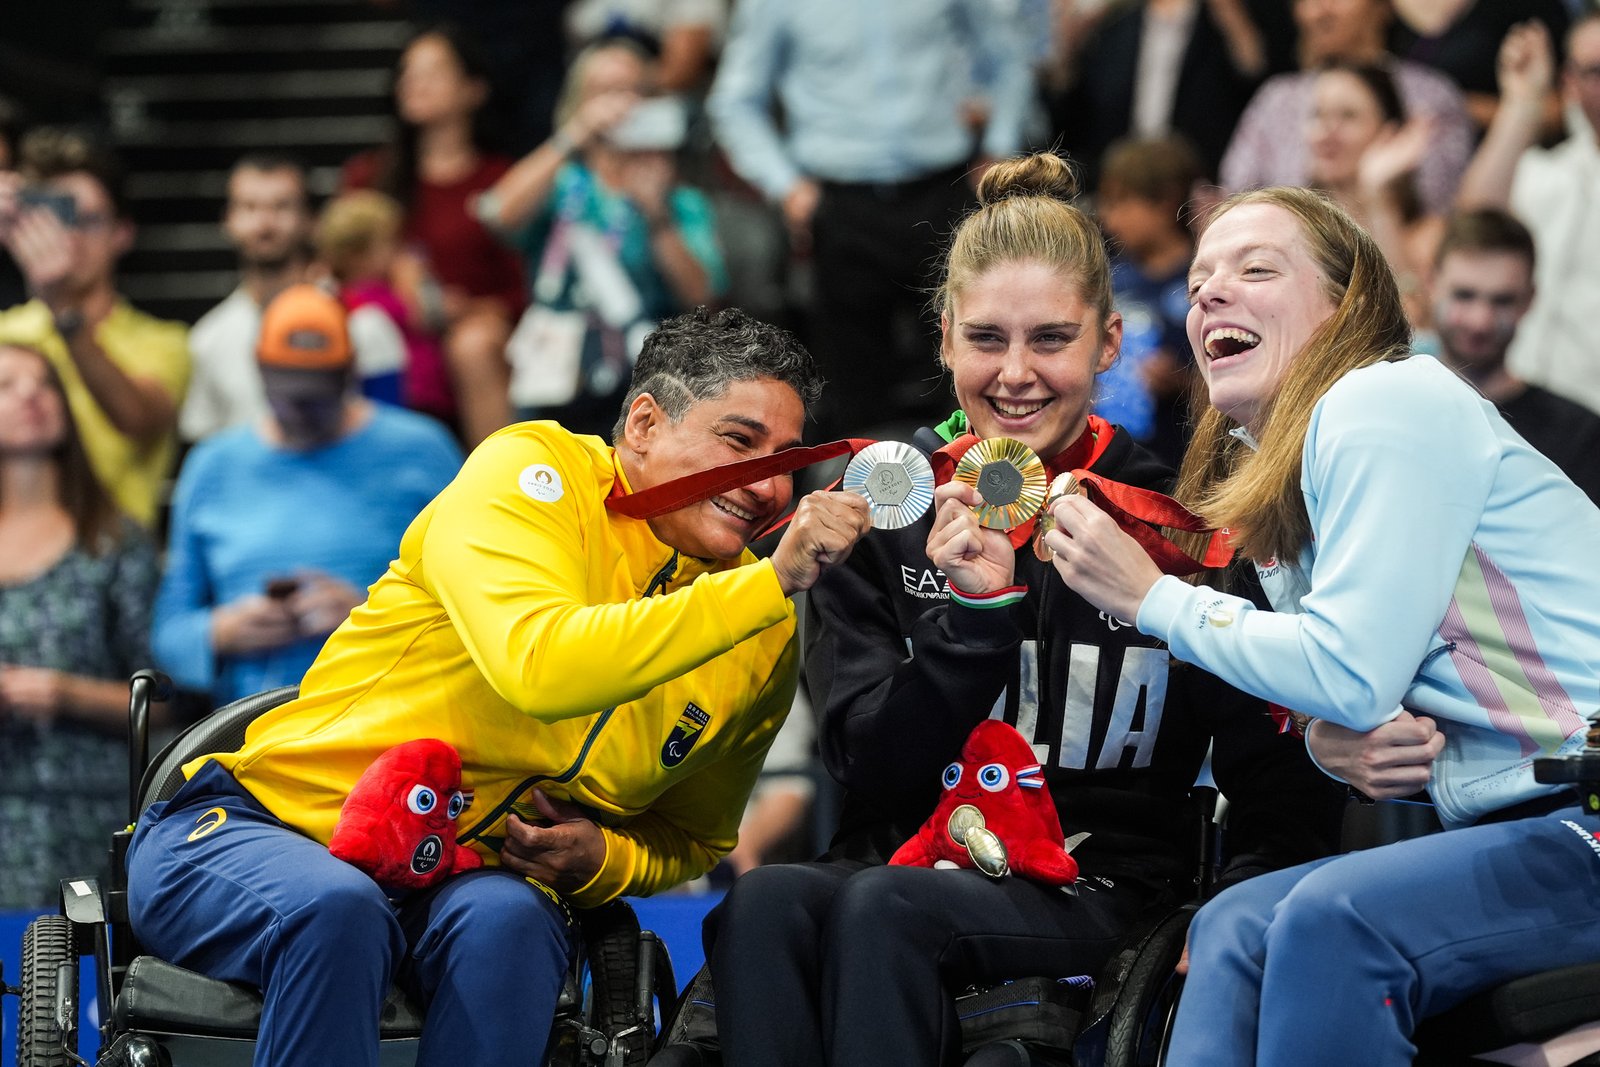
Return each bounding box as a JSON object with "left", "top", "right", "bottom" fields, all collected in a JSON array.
[{"left": 662, "top": 702, "right": 712, "bottom": 768}]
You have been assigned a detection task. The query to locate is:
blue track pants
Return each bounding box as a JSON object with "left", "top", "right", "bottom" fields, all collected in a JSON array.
[
  {"left": 126, "top": 761, "right": 576, "bottom": 1067},
  {"left": 1167, "top": 806, "right": 1600, "bottom": 1066}
]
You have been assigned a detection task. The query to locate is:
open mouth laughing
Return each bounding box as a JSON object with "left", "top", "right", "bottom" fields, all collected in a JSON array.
[{"left": 1204, "top": 327, "right": 1262, "bottom": 361}]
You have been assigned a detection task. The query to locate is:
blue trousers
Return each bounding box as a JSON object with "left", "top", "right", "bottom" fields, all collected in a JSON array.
[
  {"left": 1167, "top": 805, "right": 1600, "bottom": 1066},
  {"left": 126, "top": 762, "right": 576, "bottom": 1067}
]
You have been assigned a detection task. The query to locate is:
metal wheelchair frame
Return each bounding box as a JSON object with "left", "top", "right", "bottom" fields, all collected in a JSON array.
[{"left": 4, "top": 670, "right": 676, "bottom": 1067}]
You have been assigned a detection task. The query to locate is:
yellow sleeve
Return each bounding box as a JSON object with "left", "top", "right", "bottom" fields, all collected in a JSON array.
[
  {"left": 568, "top": 638, "right": 800, "bottom": 905},
  {"left": 123, "top": 316, "right": 191, "bottom": 402},
  {"left": 421, "top": 426, "right": 793, "bottom": 720}
]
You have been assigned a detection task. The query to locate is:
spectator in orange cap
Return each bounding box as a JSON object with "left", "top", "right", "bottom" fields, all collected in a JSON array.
[{"left": 151, "top": 284, "right": 462, "bottom": 707}]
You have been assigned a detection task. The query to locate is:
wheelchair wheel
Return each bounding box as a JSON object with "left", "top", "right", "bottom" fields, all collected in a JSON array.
[
  {"left": 582, "top": 902, "right": 651, "bottom": 1065},
  {"left": 18, "top": 915, "right": 77, "bottom": 1067},
  {"left": 1103, "top": 906, "right": 1193, "bottom": 1067}
]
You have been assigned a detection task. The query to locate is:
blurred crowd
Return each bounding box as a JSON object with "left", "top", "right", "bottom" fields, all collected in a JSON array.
[{"left": 1, "top": 0, "right": 1598, "bottom": 908}]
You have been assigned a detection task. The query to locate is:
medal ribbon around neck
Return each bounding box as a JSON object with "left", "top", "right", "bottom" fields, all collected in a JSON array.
[
  {"left": 931, "top": 417, "right": 1232, "bottom": 576},
  {"left": 602, "top": 417, "right": 1232, "bottom": 575},
  {"left": 930, "top": 417, "right": 1113, "bottom": 549}
]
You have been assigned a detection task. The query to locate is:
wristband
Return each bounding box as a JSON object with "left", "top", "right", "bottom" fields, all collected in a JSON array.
[{"left": 947, "top": 581, "right": 1028, "bottom": 609}]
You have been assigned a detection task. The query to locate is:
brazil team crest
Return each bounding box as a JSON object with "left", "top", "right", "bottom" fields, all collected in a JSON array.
[{"left": 661, "top": 703, "right": 711, "bottom": 768}]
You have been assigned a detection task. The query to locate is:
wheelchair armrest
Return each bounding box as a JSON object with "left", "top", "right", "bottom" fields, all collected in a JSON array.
[{"left": 59, "top": 878, "right": 105, "bottom": 931}]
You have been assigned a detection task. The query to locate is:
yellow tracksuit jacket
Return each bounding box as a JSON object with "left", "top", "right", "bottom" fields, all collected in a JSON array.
[{"left": 186, "top": 421, "right": 799, "bottom": 906}]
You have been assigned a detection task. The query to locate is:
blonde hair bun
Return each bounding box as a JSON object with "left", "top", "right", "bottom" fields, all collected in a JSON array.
[{"left": 975, "top": 153, "right": 1080, "bottom": 208}]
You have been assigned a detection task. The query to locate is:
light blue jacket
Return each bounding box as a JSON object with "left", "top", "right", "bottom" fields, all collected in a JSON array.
[{"left": 1140, "top": 356, "right": 1599, "bottom": 826}]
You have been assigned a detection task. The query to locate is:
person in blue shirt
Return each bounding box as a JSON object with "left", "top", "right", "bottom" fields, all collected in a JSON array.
[
  {"left": 1046, "top": 186, "right": 1600, "bottom": 1065},
  {"left": 706, "top": 0, "right": 1034, "bottom": 440},
  {"left": 1094, "top": 134, "right": 1204, "bottom": 469},
  {"left": 153, "top": 285, "right": 461, "bottom": 707}
]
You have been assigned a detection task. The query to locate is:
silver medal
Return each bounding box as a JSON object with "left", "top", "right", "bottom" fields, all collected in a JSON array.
[{"left": 842, "top": 441, "right": 935, "bottom": 531}]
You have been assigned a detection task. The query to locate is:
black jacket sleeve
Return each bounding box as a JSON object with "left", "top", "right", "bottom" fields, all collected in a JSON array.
[
  {"left": 1197, "top": 568, "right": 1348, "bottom": 893},
  {"left": 805, "top": 534, "right": 1020, "bottom": 802}
]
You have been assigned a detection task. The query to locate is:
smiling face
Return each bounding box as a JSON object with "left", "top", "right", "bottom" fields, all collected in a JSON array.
[
  {"left": 1306, "top": 69, "right": 1391, "bottom": 187},
  {"left": 0, "top": 345, "right": 68, "bottom": 458},
  {"left": 942, "top": 259, "right": 1120, "bottom": 459},
  {"left": 626, "top": 377, "right": 805, "bottom": 561},
  {"left": 1186, "top": 203, "right": 1339, "bottom": 430}
]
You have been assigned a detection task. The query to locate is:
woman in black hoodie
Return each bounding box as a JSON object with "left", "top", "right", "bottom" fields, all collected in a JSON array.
[{"left": 701, "top": 152, "right": 1347, "bottom": 1066}]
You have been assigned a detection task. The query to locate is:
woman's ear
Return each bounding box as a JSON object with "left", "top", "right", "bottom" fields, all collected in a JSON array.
[
  {"left": 938, "top": 310, "right": 953, "bottom": 370},
  {"left": 1096, "top": 312, "right": 1123, "bottom": 375}
]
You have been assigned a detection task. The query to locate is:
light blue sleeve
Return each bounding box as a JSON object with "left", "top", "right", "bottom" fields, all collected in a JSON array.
[
  {"left": 706, "top": 0, "right": 802, "bottom": 201},
  {"left": 151, "top": 444, "right": 224, "bottom": 694},
  {"left": 1137, "top": 363, "right": 1500, "bottom": 729},
  {"left": 957, "top": 0, "right": 1034, "bottom": 159},
  {"left": 669, "top": 187, "right": 729, "bottom": 299}
]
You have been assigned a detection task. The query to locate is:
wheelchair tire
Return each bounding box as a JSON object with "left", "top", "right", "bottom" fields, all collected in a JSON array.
[
  {"left": 1102, "top": 906, "right": 1193, "bottom": 1067},
  {"left": 582, "top": 902, "right": 651, "bottom": 1065},
  {"left": 18, "top": 915, "right": 77, "bottom": 1067}
]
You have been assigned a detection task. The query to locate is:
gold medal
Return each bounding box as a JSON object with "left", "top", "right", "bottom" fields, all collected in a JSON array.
[
  {"left": 842, "top": 441, "right": 936, "bottom": 530},
  {"left": 952, "top": 438, "right": 1047, "bottom": 530}
]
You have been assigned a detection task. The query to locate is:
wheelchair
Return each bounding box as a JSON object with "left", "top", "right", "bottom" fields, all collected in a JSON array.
[
  {"left": 3, "top": 670, "right": 677, "bottom": 1067},
  {"left": 647, "top": 787, "right": 1224, "bottom": 1067},
  {"left": 1118, "top": 737, "right": 1600, "bottom": 1067},
  {"left": 649, "top": 744, "right": 1600, "bottom": 1067}
]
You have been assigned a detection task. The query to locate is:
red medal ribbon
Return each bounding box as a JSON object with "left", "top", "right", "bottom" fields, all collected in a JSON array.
[
  {"left": 931, "top": 417, "right": 1113, "bottom": 549},
  {"left": 602, "top": 416, "right": 1232, "bottom": 576},
  {"left": 1060, "top": 470, "right": 1234, "bottom": 576},
  {"left": 605, "top": 438, "right": 877, "bottom": 521},
  {"left": 933, "top": 416, "right": 1232, "bottom": 575}
]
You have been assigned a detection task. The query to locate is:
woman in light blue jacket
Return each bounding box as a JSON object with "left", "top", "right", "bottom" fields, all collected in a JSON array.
[{"left": 1044, "top": 185, "right": 1600, "bottom": 1066}]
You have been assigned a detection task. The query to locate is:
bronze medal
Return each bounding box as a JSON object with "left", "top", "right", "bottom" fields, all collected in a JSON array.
[{"left": 1034, "top": 471, "right": 1084, "bottom": 562}]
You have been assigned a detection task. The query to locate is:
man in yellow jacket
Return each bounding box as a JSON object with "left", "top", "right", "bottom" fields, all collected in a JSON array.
[{"left": 125, "top": 307, "right": 872, "bottom": 1067}]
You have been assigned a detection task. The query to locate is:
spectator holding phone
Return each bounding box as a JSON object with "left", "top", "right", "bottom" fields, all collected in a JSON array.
[
  {"left": 0, "top": 127, "right": 189, "bottom": 528},
  {"left": 152, "top": 285, "right": 460, "bottom": 708},
  {"left": 477, "top": 37, "right": 726, "bottom": 438}
]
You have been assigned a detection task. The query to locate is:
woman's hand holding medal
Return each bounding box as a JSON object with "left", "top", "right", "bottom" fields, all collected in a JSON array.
[
  {"left": 926, "top": 481, "right": 1017, "bottom": 594},
  {"left": 1042, "top": 493, "right": 1164, "bottom": 626}
]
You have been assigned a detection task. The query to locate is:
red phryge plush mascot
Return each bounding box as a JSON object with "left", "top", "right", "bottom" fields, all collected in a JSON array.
[
  {"left": 329, "top": 738, "right": 482, "bottom": 892},
  {"left": 889, "top": 720, "right": 1079, "bottom": 887}
]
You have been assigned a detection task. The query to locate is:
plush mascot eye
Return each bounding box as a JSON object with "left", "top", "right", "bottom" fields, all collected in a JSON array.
[
  {"left": 408, "top": 785, "right": 438, "bottom": 815},
  {"left": 941, "top": 762, "right": 963, "bottom": 789},
  {"left": 978, "top": 763, "right": 1009, "bottom": 792},
  {"left": 447, "top": 791, "right": 467, "bottom": 819}
]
